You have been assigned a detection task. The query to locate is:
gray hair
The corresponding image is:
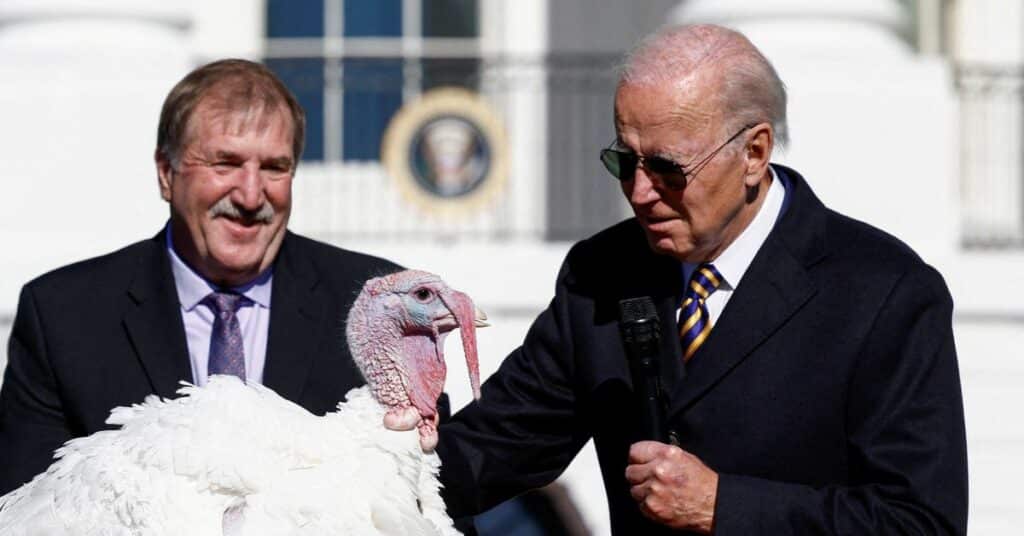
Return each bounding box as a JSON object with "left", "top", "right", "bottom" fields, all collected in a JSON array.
[{"left": 619, "top": 24, "right": 789, "bottom": 147}]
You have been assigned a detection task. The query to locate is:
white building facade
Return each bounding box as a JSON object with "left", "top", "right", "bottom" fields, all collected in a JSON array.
[{"left": 0, "top": 0, "right": 1020, "bottom": 533}]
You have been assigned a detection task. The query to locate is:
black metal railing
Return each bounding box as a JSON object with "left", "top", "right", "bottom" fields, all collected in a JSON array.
[{"left": 275, "top": 54, "right": 629, "bottom": 244}]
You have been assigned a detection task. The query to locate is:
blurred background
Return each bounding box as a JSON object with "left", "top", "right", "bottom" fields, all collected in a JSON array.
[{"left": 0, "top": 0, "right": 1020, "bottom": 533}]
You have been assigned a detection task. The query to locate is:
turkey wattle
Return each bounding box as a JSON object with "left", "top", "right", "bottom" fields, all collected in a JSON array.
[{"left": 346, "top": 269, "right": 484, "bottom": 452}]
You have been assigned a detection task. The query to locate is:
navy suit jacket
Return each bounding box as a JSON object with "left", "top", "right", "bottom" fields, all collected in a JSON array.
[
  {"left": 0, "top": 230, "right": 400, "bottom": 494},
  {"left": 438, "top": 165, "right": 968, "bottom": 534}
]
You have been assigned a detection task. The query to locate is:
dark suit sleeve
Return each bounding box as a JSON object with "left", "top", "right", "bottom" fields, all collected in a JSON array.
[
  {"left": 438, "top": 258, "right": 590, "bottom": 517},
  {"left": 0, "top": 285, "right": 73, "bottom": 494},
  {"left": 714, "top": 264, "right": 968, "bottom": 535}
]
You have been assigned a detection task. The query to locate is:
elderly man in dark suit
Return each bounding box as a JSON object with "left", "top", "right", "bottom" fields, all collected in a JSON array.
[
  {"left": 433, "top": 24, "right": 968, "bottom": 534},
  {"left": 0, "top": 59, "right": 399, "bottom": 494}
]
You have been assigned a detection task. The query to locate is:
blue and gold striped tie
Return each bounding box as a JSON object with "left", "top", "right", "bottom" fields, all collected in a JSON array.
[{"left": 679, "top": 264, "right": 723, "bottom": 361}]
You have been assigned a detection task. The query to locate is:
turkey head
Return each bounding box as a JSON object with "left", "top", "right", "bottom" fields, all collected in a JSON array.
[{"left": 346, "top": 270, "right": 485, "bottom": 448}]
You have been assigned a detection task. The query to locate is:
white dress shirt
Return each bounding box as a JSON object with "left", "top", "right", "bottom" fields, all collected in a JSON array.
[
  {"left": 166, "top": 226, "right": 272, "bottom": 386},
  {"left": 680, "top": 166, "right": 786, "bottom": 327}
]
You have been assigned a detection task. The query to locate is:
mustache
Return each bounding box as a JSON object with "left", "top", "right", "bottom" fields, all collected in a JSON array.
[{"left": 209, "top": 196, "right": 275, "bottom": 224}]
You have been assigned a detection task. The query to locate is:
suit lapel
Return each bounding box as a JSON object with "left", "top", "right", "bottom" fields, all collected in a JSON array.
[
  {"left": 616, "top": 241, "right": 686, "bottom": 398},
  {"left": 667, "top": 236, "right": 816, "bottom": 417},
  {"left": 122, "top": 232, "right": 193, "bottom": 399},
  {"left": 667, "top": 165, "right": 826, "bottom": 418},
  {"left": 262, "top": 233, "right": 323, "bottom": 402},
  {"left": 654, "top": 284, "right": 686, "bottom": 392}
]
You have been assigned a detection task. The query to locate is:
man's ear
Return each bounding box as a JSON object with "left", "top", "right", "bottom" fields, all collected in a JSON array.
[
  {"left": 743, "top": 123, "right": 773, "bottom": 187},
  {"left": 155, "top": 149, "right": 173, "bottom": 202}
]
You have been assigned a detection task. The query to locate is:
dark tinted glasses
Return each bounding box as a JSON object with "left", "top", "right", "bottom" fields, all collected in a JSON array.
[{"left": 599, "top": 124, "right": 755, "bottom": 190}]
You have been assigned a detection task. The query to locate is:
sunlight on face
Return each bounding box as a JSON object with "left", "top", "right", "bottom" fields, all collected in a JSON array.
[
  {"left": 614, "top": 82, "right": 759, "bottom": 262},
  {"left": 158, "top": 100, "right": 295, "bottom": 286}
]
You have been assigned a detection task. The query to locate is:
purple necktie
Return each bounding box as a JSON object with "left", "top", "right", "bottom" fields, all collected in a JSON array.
[{"left": 203, "top": 291, "right": 247, "bottom": 381}]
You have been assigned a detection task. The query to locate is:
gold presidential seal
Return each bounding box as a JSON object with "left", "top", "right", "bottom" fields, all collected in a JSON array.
[{"left": 382, "top": 87, "right": 507, "bottom": 217}]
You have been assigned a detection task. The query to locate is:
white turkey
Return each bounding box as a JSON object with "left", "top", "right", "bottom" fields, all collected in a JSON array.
[{"left": 0, "top": 269, "right": 485, "bottom": 535}]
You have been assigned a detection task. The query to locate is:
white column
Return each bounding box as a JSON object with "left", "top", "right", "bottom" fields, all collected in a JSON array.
[
  {"left": 953, "top": 0, "right": 1024, "bottom": 246},
  {"left": 480, "top": 0, "right": 549, "bottom": 238},
  {"left": 189, "top": 0, "right": 264, "bottom": 61},
  {"left": 949, "top": 5, "right": 1024, "bottom": 535},
  {"left": 0, "top": 0, "right": 193, "bottom": 309},
  {"left": 671, "top": 0, "right": 958, "bottom": 263}
]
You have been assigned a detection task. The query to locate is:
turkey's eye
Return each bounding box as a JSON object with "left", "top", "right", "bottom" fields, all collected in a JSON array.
[{"left": 413, "top": 287, "right": 434, "bottom": 302}]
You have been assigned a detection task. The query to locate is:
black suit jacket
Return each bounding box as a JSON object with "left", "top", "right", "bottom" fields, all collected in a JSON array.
[
  {"left": 438, "top": 166, "right": 968, "bottom": 534},
  {"left": 0, "top": 230, "right": 400, "bottom": 494}
]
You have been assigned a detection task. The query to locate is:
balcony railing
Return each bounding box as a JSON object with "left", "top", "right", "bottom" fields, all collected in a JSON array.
[
  {"left": 282, "top": 54, "right": 628, "bottom": 244},
  {"left": 957, "top": 63, "right": 1024, "bottom": 249}
]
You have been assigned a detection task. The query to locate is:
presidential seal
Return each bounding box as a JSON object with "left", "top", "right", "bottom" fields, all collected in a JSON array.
[{"left": 382, "top": 87, "right": 507, "bottom": 217}]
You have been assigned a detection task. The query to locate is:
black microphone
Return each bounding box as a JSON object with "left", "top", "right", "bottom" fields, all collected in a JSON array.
[{"left": 618, "top": 297, "right": 668, "bottom": 443}]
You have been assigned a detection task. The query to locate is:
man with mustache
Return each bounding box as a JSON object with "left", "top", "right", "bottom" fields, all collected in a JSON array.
[
  {"left": 0, "top": 60, "right": 400, "bottom": 494},
  {"left": 432, "top": 24, "right": 968, "bottom": 535}
]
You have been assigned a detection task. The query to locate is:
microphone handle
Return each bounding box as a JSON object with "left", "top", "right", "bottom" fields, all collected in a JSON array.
[
  {"left": 629, "top": 353, "right": 667, "bottom": 443},
  {"left": 619, "top": 297, "right": 673, "bottom": 444}
]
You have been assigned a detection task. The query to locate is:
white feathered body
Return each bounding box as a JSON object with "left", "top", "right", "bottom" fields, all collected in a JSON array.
[{"left": 0, "top": 376, "right": 458, "bottom": 536}]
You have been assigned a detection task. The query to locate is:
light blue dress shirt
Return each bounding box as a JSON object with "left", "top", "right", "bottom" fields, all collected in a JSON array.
[{"left": 165, "top": 226, "right": 272, "bottom": 386}]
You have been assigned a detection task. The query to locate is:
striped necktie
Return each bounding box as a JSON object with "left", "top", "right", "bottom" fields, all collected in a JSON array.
[{"left": 679, "top": 263, "right": 723, "bottom": 361}]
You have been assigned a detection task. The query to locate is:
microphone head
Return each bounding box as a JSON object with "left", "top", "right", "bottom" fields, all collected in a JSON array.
[{"left": 619, "top": 296, "right": 658, "bottom": 325}]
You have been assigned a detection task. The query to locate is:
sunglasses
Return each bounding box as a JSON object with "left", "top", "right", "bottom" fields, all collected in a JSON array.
[{"left": 599, "top": 124, "right": 755, "bottom": 190}]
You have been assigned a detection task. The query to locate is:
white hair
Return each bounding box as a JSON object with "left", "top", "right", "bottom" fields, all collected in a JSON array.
[{"left": 619, "top": 24, "right": 789, "bottom": 147}]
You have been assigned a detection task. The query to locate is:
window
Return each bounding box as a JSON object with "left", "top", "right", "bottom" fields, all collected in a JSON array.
[{"left": 265, "top": 0, "right": 480, "bottom": 163}]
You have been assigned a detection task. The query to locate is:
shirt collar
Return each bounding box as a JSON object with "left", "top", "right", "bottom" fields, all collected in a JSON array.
[
  {"left": 165, "top": 223, "right": 273, "bottom": 311},
  {"left": 682, "top": 165, "right": 786, "bottom": 290}
]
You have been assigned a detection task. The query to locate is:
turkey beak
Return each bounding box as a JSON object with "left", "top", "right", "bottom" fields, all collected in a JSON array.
[
  {"left": 438, "top": 289, "right": 483, "bottom": 400},
  {"left": 474, "top": 307, "right": 490, "bottom": 328}
]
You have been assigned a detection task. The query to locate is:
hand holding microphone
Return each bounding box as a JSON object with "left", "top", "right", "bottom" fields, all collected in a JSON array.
[{"left": 619, "top": 297, "right": 718, "bottom": 533}]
